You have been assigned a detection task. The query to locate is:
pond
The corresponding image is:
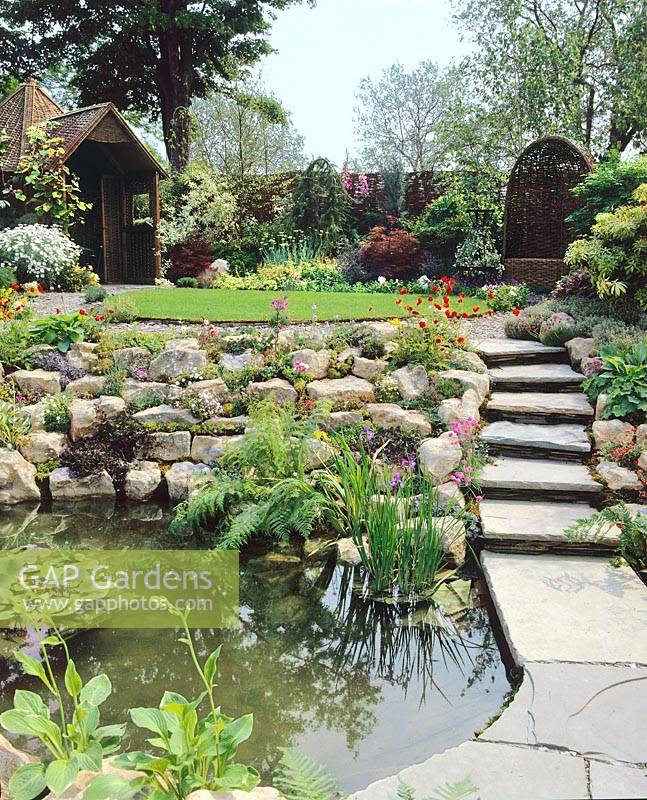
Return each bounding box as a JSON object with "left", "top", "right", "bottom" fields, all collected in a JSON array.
[{"left": 0, "top": 503, "right": 511, "bottom": 792}]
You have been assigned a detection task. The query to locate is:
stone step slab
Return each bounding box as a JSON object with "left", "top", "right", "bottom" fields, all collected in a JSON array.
[
  {"left": 480, "top": 499, "right": 620, "bottom": 549},
  {"left": 480, "top": 420, "right": 591, "bottom": 457},
  {"left": 481, "top": 551, "right": 647, "bottom": 665},
  {"left": 474, "top": 338, "right": 566, "bottom": 365},
  {"left": 488, "top": 362, "right": 584, "bottom": 391},
  {"left": 481, "top": 661, "right": 647, "bottom": 765},
  {"left": 479, "top": 456, "right": 602, "bottom": 498},
  {"left": 486, "top": 391, "right": 594, "bottom": 422}
]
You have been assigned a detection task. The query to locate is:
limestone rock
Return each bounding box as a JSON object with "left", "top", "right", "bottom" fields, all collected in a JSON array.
[
  {"left": 597, "top": 460, "right": 642, "bottom": 491},
  {"left": 438, "top": 389, "right": 481, "bottom": 425},
  {"left": 440, "top": 369, "right": 490, "bottom": 403},
  {"left": 68, "top": 396, "right": 126, "bottom": 441},
  {"left": 248, "top": 378, "right": 297, "bottom": 405},
  {"left": 165, "top": 461, "right": 211, "bottom": 503},
  {"left": 303, "top": 438, "right": 336, "bottom": 471},
  {"left": 323, "top": 410, "right": 364, "bottom": 431},
  {"left": 636, "top": 424, "right": 647, "bottom": 448},
  {"left": 10, "top": 368, "right": 61, "bottom": 395},
  {"left": 459, "top": 388, "right": 480, "bottom": 421},
  {"left": 566, "top": 337, "right": 596, "bottom": 368},
  {"left": 112, "top": 346, "right": 151, "bottom": 370},
  {"left": 595, "top": 393, "right": 608, "bottom": 420},
  {"left": 352, "top": 357, "right": 387, "bottom": 380},
  {"left": 337, "top": 537, "right": 364, "bottom": 566},
  {"left": 123, "top": 379, "right": 183, "bottom": 404},
  {"left": 50, "top": 468, "right": 115, "bottom": 500},
  {"left": 366, "top": 403, "right": 432, "bottom": 435},
  {"left": 0, "top": 733, "right": 31, "bottom": 798},
  {"left": 187, "top": 788, "right": 280, "bottom": 800},
  {"left": 165, "top": 337, "right": 200, "bottom": 351},
  {"left": 66, "top": 374, "right": 106, "bottom": 397},
  {"left": 418, "top": 432, "right": 462, "bottom": 485},
  {"left": 457, "top": 350, "right": 487, "bottom": 372},
  {"left": 393, "top": 364, "right": 429, "bottom": 400},
  {"left": 289, "top": 348, "right": 331, "bottom": 379},
  {"left": 20, "top": 432, "right": 67, "bottom": 464},
  {"left": 307, "top": 376, "right": 374, "bottom": 404},
  {"left": 187, "top": 378, "right": 238, "bottom": 405},
  {"left": 435, "top": 517, "right": 466, "bottom": 565},
  {"left": 149, "top": 348, "right": 207, "bottom": 381},
  {"left": 219, "top": 350, "right": 263, "bottom": 372},
  {"left": 66, "top": 341, "right": 98, "bottom": 371},
  {"left": 638, "top": 451, "right": 647, "bottom": 471},
  {"left": 124, "top": 461, "right": 162, "bottom": 501},
  {"left": 202, "top": 415, "right": 249, "bottom": 432},
  {"left": 592, "top": 419, "right": 635, "bottom": 450},
  {"left": 133, "top": 404, "right": 198, "bottom": 426},
  {"left": 21, "top": 402, "right": 45, "bottom": 431},
  {"left": 135, "top": 431, "right": 191, "bottom": 461},
  {"left": 337, "top": 346, "right": 362, "bottom": 363},
  {"left": 0, "top": 449, "right": 40, "bottom": 504},
  {"left": 366, "top": 321, "right": 400, "bottom": 341},
  {"left": 437, "top": 481, "right": 465, "bottom": 508},
  {"left": 191, "top": 435, "right": 242, "bottom": 463}
]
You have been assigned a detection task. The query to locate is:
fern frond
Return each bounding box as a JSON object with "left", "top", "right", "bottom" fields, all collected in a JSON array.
[
  {"left": 273, "top": 749, "right": 339, "bottom": 800},
  {"left": 216, "top": 500, "right": 268, "bottom": 549},
  {"left": 429, "top": 778, "right": 478, "bottom": 800}
]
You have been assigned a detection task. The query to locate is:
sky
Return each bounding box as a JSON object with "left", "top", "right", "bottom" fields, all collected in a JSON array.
[{"left": 260, "top": 0, "right": 471, "bottom": 166}]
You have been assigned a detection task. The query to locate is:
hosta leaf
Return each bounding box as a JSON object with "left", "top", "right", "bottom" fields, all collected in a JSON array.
[
  {"left": 80, "top": 674, "right": 112, "bottom": 707},
  {"left": 45, "top": 757, "right": 79, "bottom": 796},
  {"left": 8, "top": 763, "right": 47, "bottom": 800}
]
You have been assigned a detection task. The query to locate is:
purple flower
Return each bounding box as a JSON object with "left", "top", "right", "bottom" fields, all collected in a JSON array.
[
  {"left": 363, "top": 425, "right": 375, "bottom": 443},
  {"left": 390, "top": 472, "right": 403, "bottom": 490},
  {"left": 271, "top": 296, "right": 289, "bottom": 312},
  {"left": 401, "top": 454, "right": 416, "bottom": 471},
  {"left": 293, "top": 359, "right": 308, "bottom": 374},
  {"left": 583, "top": 357, "right": 603, "bottom": 377},
  {"left": 133, "top": 367, "right": 149, "bottom": 381}
]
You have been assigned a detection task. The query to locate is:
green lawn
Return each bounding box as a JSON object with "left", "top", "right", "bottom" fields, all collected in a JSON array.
[{"left": 116, "top": 288, "right": 490, "bottom": 323}]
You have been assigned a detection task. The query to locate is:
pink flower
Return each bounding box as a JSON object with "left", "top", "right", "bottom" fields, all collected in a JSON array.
[{"left": 293, "top": 359, "right": 309, "bottom": 374}]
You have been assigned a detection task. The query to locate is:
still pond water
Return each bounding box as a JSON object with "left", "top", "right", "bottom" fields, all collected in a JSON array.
[{"left": 0, "top": 502, "right": 510, "bottom": 792}]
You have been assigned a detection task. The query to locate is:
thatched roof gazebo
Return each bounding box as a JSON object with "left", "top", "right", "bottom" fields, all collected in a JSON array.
[
  {"left": 0, "top": 80, "right": 167, "bottom": 284},
  {"left": 503, "top": 136, "right": 595, "bottom": 288}
]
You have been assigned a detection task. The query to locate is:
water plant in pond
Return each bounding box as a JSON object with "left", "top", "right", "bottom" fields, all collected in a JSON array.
[
  {"left": 0, "top": 625, "right": 123, "bottom": 800},
  {"left": 87, "top": 605, "right": 259, "bottom": 800},
  {"left": 321, "top": 438, "right": 462, "bottom": 595}
]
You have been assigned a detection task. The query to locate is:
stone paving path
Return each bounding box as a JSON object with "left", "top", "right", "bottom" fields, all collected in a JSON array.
[{"left": 352, "top": 338, "right": 647, "bottom": 800}]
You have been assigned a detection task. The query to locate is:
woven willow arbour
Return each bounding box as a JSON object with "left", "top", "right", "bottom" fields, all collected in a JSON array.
[{"left": 503, "top": 136, "right": 595, "bottom": 288}]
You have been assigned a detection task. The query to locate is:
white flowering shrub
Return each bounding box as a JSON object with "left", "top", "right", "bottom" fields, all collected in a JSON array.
[{"left": 0, "top": 224, "right": 82, "bottom": 290}]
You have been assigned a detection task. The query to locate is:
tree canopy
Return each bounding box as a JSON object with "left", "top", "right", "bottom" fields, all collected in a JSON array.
[{"left": 0, "top": 0, "right": 313, "bottom": 171}]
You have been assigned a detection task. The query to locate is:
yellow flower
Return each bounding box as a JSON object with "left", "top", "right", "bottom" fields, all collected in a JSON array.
[
  {"left": 389, "top": 318, "right": 402, "bottom": 329},
  {"left": 313, "top": 430, "right": 329, "bottom": 442}
]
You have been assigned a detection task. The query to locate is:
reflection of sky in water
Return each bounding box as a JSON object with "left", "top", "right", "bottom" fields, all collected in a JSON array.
[{"left": 0, "top": 503, "right": 510, "bottom": 791}]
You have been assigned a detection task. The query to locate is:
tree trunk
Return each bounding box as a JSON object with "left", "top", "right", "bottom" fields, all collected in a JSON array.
[{"left": 155, "top": 0, "right": 192, "bottom": 172}]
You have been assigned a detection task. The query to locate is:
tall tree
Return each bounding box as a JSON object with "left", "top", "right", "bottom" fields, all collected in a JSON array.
[
  {"left": 452, "top": 0, "right": 647, "bottom": 155},
  {"left": 0, "top": 0, "right": 312, "bottom": 171},
  {"left": 191, "top": 77, "right": 306, "bottom": 175},
  {"left": 354, "top": 61, "right": 457, "bottom": 172}
]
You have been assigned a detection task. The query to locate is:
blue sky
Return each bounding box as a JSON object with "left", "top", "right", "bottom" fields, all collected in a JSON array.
[{"left": 261, "top": 0, "right": 471, "bottom": 165}]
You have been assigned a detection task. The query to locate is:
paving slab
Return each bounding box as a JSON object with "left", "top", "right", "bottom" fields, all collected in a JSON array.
[
  {"left": 480, "top": 499, "right": 620, "bottom": 546},
  {"left": 349, "top": 740, "right": 588, "bottom": 800},
  {"left": 482, "top": 552, "right": 647, "bottom": 665},
  {"left": 590, "top": 762, "right": 647, "bottom": 799},
  {"left": 489, "top": 362, "right": 584, "bottom": 389},
  {"left": 479, "top": 457, "right": 602, "bottom": 496},
  {"left": 487, "top": 391, "right": 594, "bottom": 419},
  {"left": 482, "top": 662, "right": 647, "bottom": 764},
  {"left": 475, "top": 338, "right": 565, "bottom": 364},
  {"left": 480, "top": 420, "right": 591, "bottom": 455}
]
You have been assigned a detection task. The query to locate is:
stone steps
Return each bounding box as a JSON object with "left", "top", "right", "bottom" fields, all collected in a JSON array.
[
  {"left": 485, "top": 391, "right": 594, "bottom": 424},
  {"left": 488, "top": 362, "right": 584, "bottom": 392},
  {"left": 480, "top": 420, "right": 591, "bottom": 460},
  {"left": 479, "top": 456, "right": 603, "bottom": 500},
  {"left": 474, "top": 338, "right": 567, "bottom": 366},
  {"left": 479, "top": 499, "right": 620, "bottom": 553}
]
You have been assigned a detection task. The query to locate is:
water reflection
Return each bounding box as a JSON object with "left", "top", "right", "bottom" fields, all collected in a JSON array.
[{"left": 0, "top": 503, "right": 508, "bottom": 791}]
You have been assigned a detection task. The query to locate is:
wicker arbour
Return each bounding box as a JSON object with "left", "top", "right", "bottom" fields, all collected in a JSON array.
[{"left": 503, "top": 136, "right": 595, "bottom": 288}]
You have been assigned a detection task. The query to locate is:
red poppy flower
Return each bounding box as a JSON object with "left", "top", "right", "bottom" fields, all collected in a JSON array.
[
  {"left": 399, "top": 288, "right": 408, "bottom": 295},
  {"left": 487, "top": 291, "right": 495, "bottom": 299},
  {"left": 441, "top": 275, "right": 448, "bottom": 283},
  {"left": 459, "top": 292, "right": 465, "bottom": 299},
  {"left": 512, "top": 308, "right": 521, "bottom": 316},
  {"left": 435, "top": 337, "right": 442, "bottom": 344},
  {"left": 108, "top": 309, "right": 115, "bottom": 314},
  {"left": 405, "top": 304, "right": 413, "bottom": 311},
  {"left": 457, "top": 336, "right": 465, "bottom": 344},
  {"left": 55, "top": 307, "right": 61, "bottom": 314},
  {"left": 412, "top": 310, "right": 420, "bottom": 316},
  {"left": 462, "top": 312, "right": 468, "bottom": 318},
  {"left": 434, "top": 303, "right": 442, "bottom": 310},
  {"left": 419, "top": 320, "right": 427, "bottom": 328},
  {"left": 416, "top": 297, "right": 423, "bottom": 306},
  {"left": 37, "top": 283, "right": 44, "bottom": 293},
  {"left": 431, "top": 285, "right": 439, "bottom": 293},
  {"left": 449, "top": 277, "right": 456, "bottom": 285},
  {"left": 472, "top": 306, "right": 480, "bottom": 313},
  {"left": 458, "top": 298, "right": 463, "bottom": 304},
  {"left": 487, "top": 309, "right": 494, "bottom": 316},
  {"left": 442, "top": 296, "right": 450, "bottom": 307},
  {"left": 79, "top": 309, "right": 88, "bottom": 316},
  {"left": 445, "top": 309, "right": 452, "bottom": 318}
]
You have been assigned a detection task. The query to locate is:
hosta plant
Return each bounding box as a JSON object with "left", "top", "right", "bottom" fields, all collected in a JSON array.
[
  {"left": 582, "top": 340, "right": 647, "bottom": 422},
  {"left": 0, "top": 628, "right": 123, "bottom": 800},
  {"left": 30, "top": 312, "right": 86, "bottom": 353}
]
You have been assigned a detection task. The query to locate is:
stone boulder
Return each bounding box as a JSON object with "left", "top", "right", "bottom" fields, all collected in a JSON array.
[
  {"left": 437, "top": 481, "right": 465, "bottom": 508},
  {"left": 337, "top": 345, "right": 362, "bottom": 363},
  {"left": 638, "top": 451, "right": 647, "bottom": 471},
  {"left": 66, "top": 374, "right": 106, "bottom": 397},
  {"left": 69, "top": 396, "right": 126, "bottom": 441},
  {"left": 456, "top": 350, "right": 487, "bottom": 372},
  {"left": 66, "top": 341, "right": 98, "bottom": 371},
  {"left": 186, "top": 788, "right": 280, "bottom": 800},
  {"left": 323, "top": 411, "right": 364, "bottom": 431},
  {"left": 566, "top": 337, "right": 596, "bottom": 368},
  {"left": 165, "top": 461, "right": 211, "bottom": 503},
  {"left": 248, "top": 378, "right": 297, "bottom": 405},
  {"left": 135, "top": 431, "right": 191, "bottom": 461},
  {"left": 20, "top": 432, "right": 67, "bottom": 464},
  {"left": 435, "top": 517, "right": 467, "bottom": 565},
  {"left": 50, "top": 468, "right": 115, "bottom": 500},
  {"left": 124, "top": 461, "right": 162, "bottom": 502},
  {"left": 366, "top": 321, "right": 399, "bottom": 341},
  {"left": 440, "top": 369, "right": 490, "bottom": 404},
  {"left": 21, "top": 402, "right": 45, "bottom": 432},
  {"left": 219, "top": 350, "right": 263, "bottom": 373},
  {"left": 0, "top": 449, "right": 40, "bottom": 504},
  {"left": 191, "top": 435, "right": 243, "bottom": 464},
  {"left": 303, "top": 438, "right": 336, "bottom": 471},
  {"left": 10, "top": 368, "right": 61, "bottom": 395},
  {"left": 352, "top": 357, "right": 387, "bottom": 380},
  {"left": 165, "top": 338, "right": 200, "bottom": 351},
  {"left": 438, "top": 389, "right": 480, "bottom": 425},
  {"left": 112, "top": 346, "right": 152, "bottom": 370},
  {"left": 418, "top": 432, "right": 462, "bottom": 485},
  {"left": 149, "top": 348, "right": 207, "bottom": 382},
  {"left": 0, "top": 734, "right": 31, "bottom": 798},
  {"left": 307, "top": 376, "right": 374, "bottom": 404},
  {"left": 595, "top": 393, "right": 608, "bottom": 420},
  {"left": 366, "top": 403, "right": 432, "bottom": 436},
  {"left": 337, "top": 538, "right": 364, "bottom": 566},
  {"left": 592, "top": 419, "right": 635, "bottom": 450},
  {"left": 187, "top": 378, "right": 238, "bottom": 405},
  {"left": 289, "top": 348, "right": 331, "bottom": 379},
  {"left": 122, "top": 379, "right": 183, "bottom": 404},
  {"left": 597, "top": 460, "right": 642, "bottom": 491},
  {"left": 636, "top": 424, "right": 647, "bottom": 448},
  {"left": 393, "top": 364, "right": 429, "bottom": 400},
  {"left": 203, "top": 415, "right": 249, "bottom": 432},
  {"left": 133, "top": 404, "right": 198, "bottom": 426}
]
